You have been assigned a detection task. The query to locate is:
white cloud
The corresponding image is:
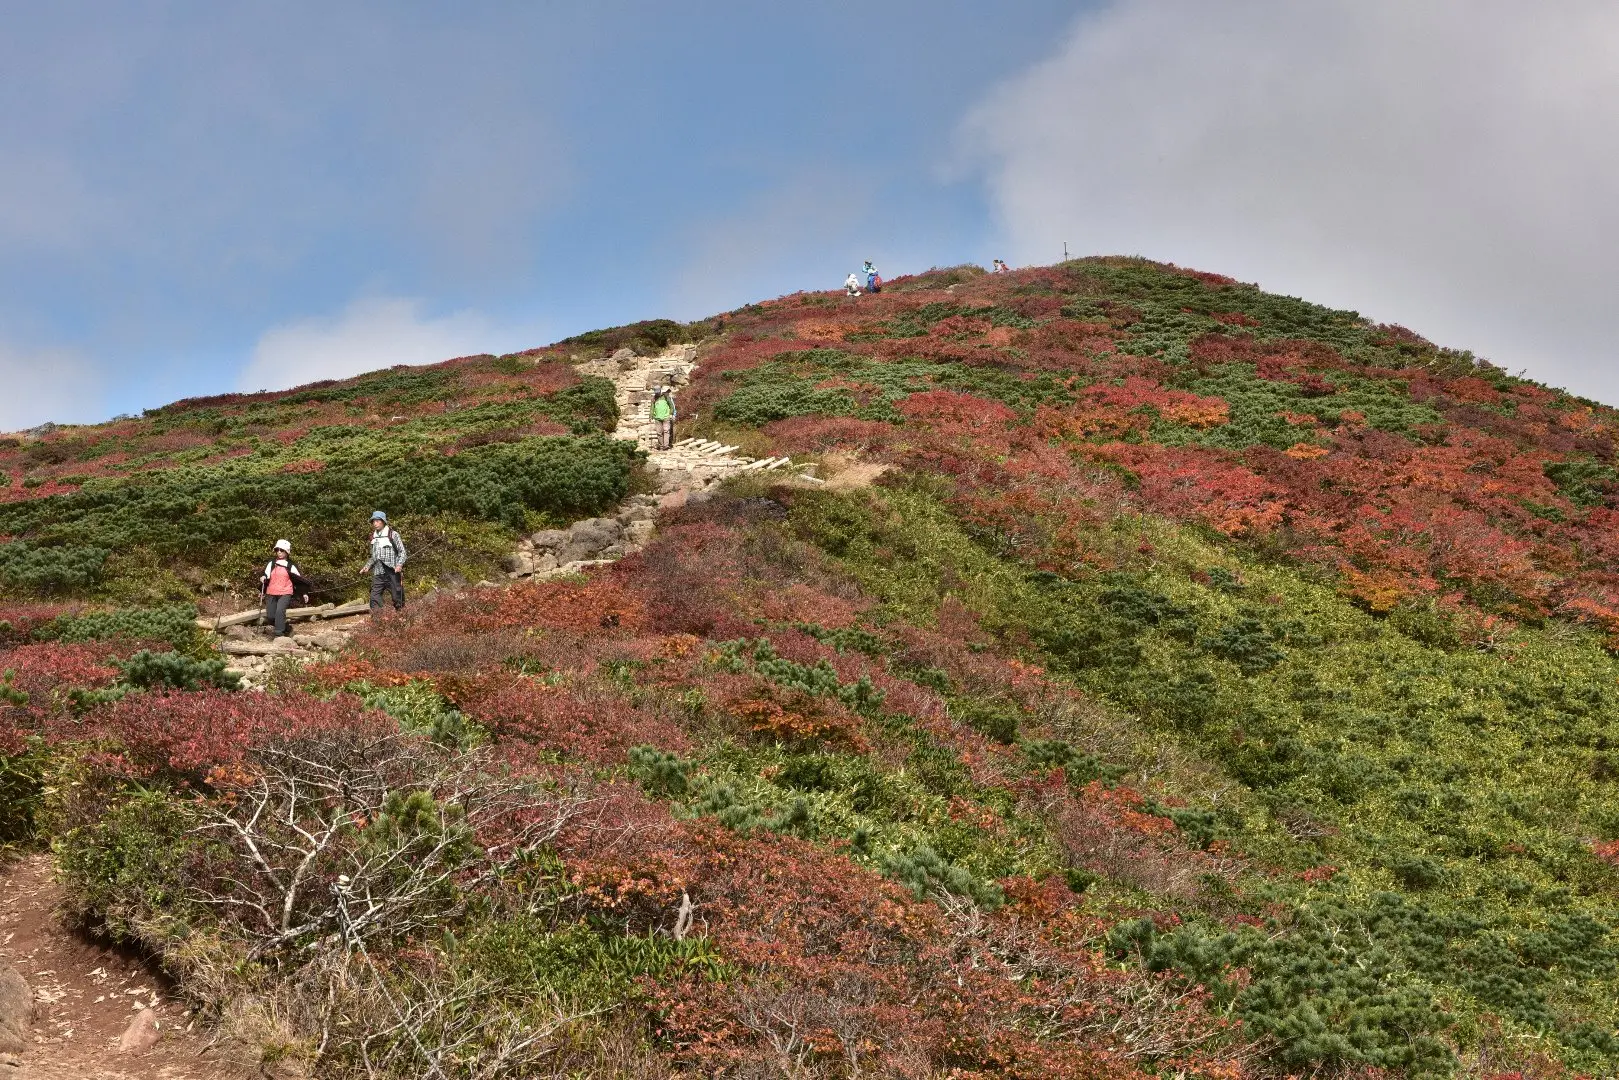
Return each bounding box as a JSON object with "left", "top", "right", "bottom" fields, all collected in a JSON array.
[
  {"left": 238, "top": 297, "right": 544, "bottom": 394},
  {"left": 0, "top": 342, "right": 104, "bottom": 432},
  {"left": 961, "top": 0, "right": 1619, "bottom": 403}
]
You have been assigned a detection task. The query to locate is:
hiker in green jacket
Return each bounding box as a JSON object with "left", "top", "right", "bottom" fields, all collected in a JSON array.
[{"left": 650, "top": 385, "right": 677, "bottom": 450}]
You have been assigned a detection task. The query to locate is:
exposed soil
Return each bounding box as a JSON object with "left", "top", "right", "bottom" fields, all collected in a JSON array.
[{"left": 0, "top": 855, "right": 233, "bottom": 1080}]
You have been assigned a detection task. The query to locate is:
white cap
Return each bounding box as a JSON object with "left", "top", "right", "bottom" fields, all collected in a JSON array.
[{"left": 274, "top": 539, "right": 291, "bottom": 553}]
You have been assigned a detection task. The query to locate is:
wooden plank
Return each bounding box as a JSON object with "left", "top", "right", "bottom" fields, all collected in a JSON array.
[
  {"left": 214, "top": 609, "right": 264, "bottom": 629},
  {"left": 285, "top": 603, "right": 334, "bottom": 621},
  {"left": 320, "top": 600, "right": 372, "bottom": 619},
  {"left": 218, "top": 640, "right": 303, "bottom": 657}
]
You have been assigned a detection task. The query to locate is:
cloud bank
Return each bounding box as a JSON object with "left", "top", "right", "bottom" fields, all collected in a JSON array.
[
  {"left": 238, "top": 298, "right": 540, "bottom": 394},
  {"left": 963, "top": 0, "right": 1619, "bottom": 403}
]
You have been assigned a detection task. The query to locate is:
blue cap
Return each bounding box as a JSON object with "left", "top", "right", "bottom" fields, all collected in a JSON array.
[{"left": 371, "top": 510, "right": 387, "bottom": 521}]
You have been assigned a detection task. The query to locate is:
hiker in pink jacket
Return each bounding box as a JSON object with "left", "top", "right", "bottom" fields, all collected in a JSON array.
[{"left": 259, "top": 539, "right": 311, "bottom": 638}]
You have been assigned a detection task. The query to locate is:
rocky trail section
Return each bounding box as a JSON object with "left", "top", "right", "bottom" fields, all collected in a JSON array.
[
  {"left": 576, "top": 344, "right": 817, "bottom": 492},
  {"left": 0, "top": 857, "right": 228, "bottom": 1080},
  {"left": 208, "top": 344, "right": 813, "bottom": 686}
]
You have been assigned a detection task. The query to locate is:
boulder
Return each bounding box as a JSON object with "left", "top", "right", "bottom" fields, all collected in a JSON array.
[
  {"left": 599, "top": 544, "right": 626, "bottom": 561},
  {"left": 0, "top": 964, "right": 31, "bottom": 1056},
  {"left": 610, "top": 347, "right": 639, "bottom": 370},
  {"left": 534, "top": 551, "right": 558, "bottom": 574},
  {"left": 502, "top": 551, "right": 537, "bottom": 576},
  {"left": 529, "top": 529, "right": 569, "bottom": 552},
  {"left": 565, "top": 518, "right": 622, "bottom": 556},
  {"left": 118, "top": 1006, "right": 161, "bottom": 1054},
  {"left": 624, "top": 520, "right": 656, "bottom": 547}
]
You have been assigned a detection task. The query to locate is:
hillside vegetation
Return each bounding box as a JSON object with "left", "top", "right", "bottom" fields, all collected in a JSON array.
[{"left": 5, "top": 259, "right": 1619, "bottom": 1078}]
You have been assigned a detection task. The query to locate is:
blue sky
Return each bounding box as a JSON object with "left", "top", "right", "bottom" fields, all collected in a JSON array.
[
  {"left": 6, "top": 1, "right": 1619, "bottom": 429},
  {"left": 0, "top": 1, "right": 1079, "bottom": 426}
]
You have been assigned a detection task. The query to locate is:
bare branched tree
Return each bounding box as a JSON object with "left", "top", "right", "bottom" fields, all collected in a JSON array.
[
  {"left": 192, "top": 729, "right": 592, "bottom": 961},
  {"left": 188, "top": 727, "right": 607, "bottom": 1079}
]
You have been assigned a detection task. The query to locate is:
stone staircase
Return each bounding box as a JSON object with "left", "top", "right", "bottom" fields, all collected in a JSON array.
[{"left": 575, "top": 344, "right": 818, "bottom": 493}]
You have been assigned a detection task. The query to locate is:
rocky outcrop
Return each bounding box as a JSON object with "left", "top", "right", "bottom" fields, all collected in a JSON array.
[
  {"left": 507, "top": 494, "right": 662, "bottom": 579},
  {"left": 0, "top": 963, "right": 32, "bottom": 1056}
]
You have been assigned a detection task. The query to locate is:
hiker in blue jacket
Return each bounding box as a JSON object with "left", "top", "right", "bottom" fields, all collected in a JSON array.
[
  {"left": 363, "top": 511, "right": 407, "bottom": 616},
  {"left": 863, "top": 260, "right": 881, "bottom": 292}
]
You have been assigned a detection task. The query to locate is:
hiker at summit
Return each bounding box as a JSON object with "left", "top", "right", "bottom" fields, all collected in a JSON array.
[
  {"left": 844, "top": 272, "right": 863, "bottom": 297},
  {"left": 363, "top": 511, "right": 407, "bottom": 616},
  {"left": 259, "top": 539, "right": 311, "bottom": 638},
  {"left": 993, "top": 258, "right": 1010, "bottom": 273},
  {"left": 863, "top": 260, "right": 881, "bottom": 292},
  {"left": 650, "top": 384, "right": 678, "bottom": 450}
]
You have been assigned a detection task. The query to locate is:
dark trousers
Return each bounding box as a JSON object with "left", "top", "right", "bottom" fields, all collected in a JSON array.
[
  {"left": 265, "top": 593, "right": 293, "bottom": 636},
  {"left": 370, "top": 568, "right": 405, "bottom": 614}
]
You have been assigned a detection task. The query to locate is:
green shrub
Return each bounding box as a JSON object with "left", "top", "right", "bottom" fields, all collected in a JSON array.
[
  {"left": 54, "top": 788, "right": 205, "bottom": 940},
  {"left": 36, "top": 604, "right": 203, "bottom": 653},
  {"left": 0, "top": 435, "right": 638, "bottom": 595},
  {"left": 0, "top": 739, "right": 47, "bottom": 848},
  {"left": 1545, "top": 460, "right": 1619, "bottom": 508},
  {"left": 950, "top": 698, "right": 1018, "bottom": 744},
  {"left": 356, "top": 681, "right": 478, "bottom": 748},
  {"left": 879, "top": 844, "right": 1003, "bottom": 909},
  {"left": 115, "top": 650, "right": 241, "bottom": 691},
  {"left": 628, "top": 745, "right": 691, "bottom": 797},
  {"left": 0, "top": 541, "right": 109, "bottom": 593},
  {"left": 460, "top": 916, "right": 725, "bottom": 1007}
]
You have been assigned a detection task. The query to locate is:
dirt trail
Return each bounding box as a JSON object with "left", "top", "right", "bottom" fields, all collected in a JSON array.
[{"left": 0, "top": 856, "right": 231, "bottom": 1080}]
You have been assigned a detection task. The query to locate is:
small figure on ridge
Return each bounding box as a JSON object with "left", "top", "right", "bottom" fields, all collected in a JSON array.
[
  {"left": 992, "top": 258, "right": 1010, "bottom": 274},
  {"left": 259, "top": 539, "right": 311, "bottom": 638},
  {"left": 863, "top": 260, "right": 882, "bottom": 293},
  {"left": 844, "top": 272, "right": 863, "bottom": 297},
  {"left": 363, "top": 511, "right": 407, "bottom": 617}
]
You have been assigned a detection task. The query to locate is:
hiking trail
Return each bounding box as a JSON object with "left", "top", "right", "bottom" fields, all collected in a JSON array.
[
  {"left": 210, "top": 344, "right": 815, "bottom": 687},
  {"left": 0, "top": 856, "right": 230, "bottom": 1080}
]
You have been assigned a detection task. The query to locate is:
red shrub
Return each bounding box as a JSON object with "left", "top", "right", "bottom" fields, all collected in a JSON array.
[
  {"left": 452, "top": 677, "right": 688, "bottom": 764},
  {"left": 84, "top": 689, "right": 392, "bottom": 783}
]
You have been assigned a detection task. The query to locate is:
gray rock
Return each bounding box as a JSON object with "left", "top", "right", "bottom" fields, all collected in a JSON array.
[
  {"left": 529, "top": 529, "right": 569, "bottom": 551},
  {"left": 534, "top": 551, "right": 558, "bottom": 573},
  {"left": 502, "top": 551, "right": 537, "bottom": 575},
  {"left": 558, "top": 540, "right": 601, "bottom": 565},
  {"left": 0, "top": 963, "right": 32, "bottom": 1056},
  {"left": 569, "top": 517, "right": 623, "bottom": 545},
  {"left": 624, "top": 519, "right": 656, "bottom": 546},
  {"left": 610, "top": 347, "right": 639, "bottom": 370},
  {"left": 599, "top": 544, "right": 626, "bottom": 560}
]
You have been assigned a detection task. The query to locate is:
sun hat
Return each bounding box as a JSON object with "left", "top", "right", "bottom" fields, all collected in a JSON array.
[
  {"left": 274, "top": 539, "right": 291, "bottom": 553},
  {"left": 371, "top": 510, "right": 387, "bottom": 522}
]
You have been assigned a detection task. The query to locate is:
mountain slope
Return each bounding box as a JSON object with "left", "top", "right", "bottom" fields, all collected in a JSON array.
[{"left": 4, "top": 258, "right": 1619, "bottom": 1078}]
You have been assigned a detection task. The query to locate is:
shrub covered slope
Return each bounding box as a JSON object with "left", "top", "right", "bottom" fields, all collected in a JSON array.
[{"left": 6, "top": 259, "right": 1619, "bottom": 1078}]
